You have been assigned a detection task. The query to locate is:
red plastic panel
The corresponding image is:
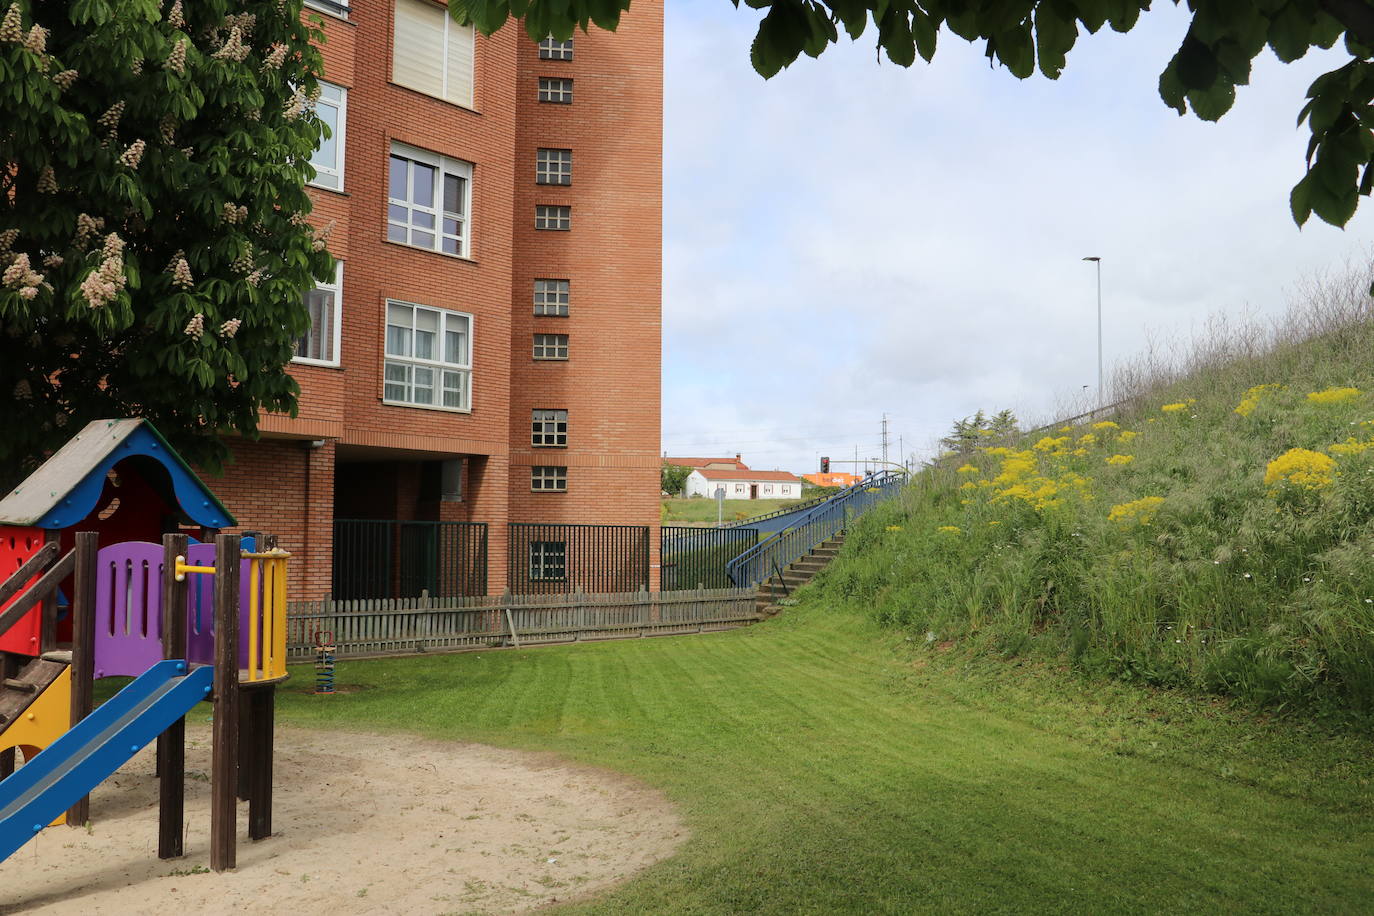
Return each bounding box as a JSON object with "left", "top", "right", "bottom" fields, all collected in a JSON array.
[{"left": 0, "top": 526, "right": 45, "bottom": 657}]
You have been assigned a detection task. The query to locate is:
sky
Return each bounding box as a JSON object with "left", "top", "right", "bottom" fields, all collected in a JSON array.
[{"left": 658, "top": 1, "right": 1373, "bottom": 475}]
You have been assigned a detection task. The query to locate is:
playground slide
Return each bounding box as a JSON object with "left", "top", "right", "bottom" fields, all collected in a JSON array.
[{"left": 0, "top": 660, "right": 214, "bottom": 862}]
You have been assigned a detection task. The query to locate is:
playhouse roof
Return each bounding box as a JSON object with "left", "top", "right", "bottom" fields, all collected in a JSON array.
[{"left": 0, "top": 418, "right": 235, "bottom": 530}]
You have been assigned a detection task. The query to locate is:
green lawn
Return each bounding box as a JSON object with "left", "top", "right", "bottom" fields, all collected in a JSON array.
[
  {"left": 275, "top": 595, "right": 1374, "bottom": 913},
  {"left": 662, "top": 497, "right": 806, "bottom": 526}
]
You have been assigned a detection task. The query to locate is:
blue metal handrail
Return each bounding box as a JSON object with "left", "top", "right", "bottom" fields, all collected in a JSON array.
[
  {"left": 725, "top": 471, "right": 905, "bottom": 588},
  {"left": 717, "top": 493, "right": 831, "bottom": 529}
]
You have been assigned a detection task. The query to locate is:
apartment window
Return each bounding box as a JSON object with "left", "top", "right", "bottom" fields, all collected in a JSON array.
[
  {"left": 763, "top": 484, "right": 773, "bottom": 495},
  {"left": 535, "top": 205, "right": 570, "bottom": 231},
  {"left": 532, "top": 409, "right": 568, "bottom": 447},
  {"left": 307, "top": 81, "right": 346, "bottom": 191},
  {"left": 392, "top": 0, "right": 475, "bottom": 108},
  {"left": 538, "top": 77, "right": 573, "bottom": 103},
  {"left": 533, "top": 279, "right": 569, "bottom": 316},
  {"left": 383, "top": 300, "right": 472, "bottom": 410},
  {"left": 531, "top": 466, "right": 567, "bottom": 492},
  {"left": 533, "top": 333, "right": 568, "bottom": 360},
  {"left": 536, "top": 148, "right": 572, "bottom": 185},
  {"left": 295, "top": 261, "right": 342, "bottom": 366},
  {"left": 529, "top": 540, "right": 566, "bottom": 580},
  {"left": 305, "top": 0, "right": 350, "bottom": 17},
  {"left": 388, "top": 143, "right": 471, "bottom": 257},
  {"left": 538, "top": 36, "right": 573, "bottom": 60},
  {"left": 735, "top": 484, "right": 745, "bottom": 494}
]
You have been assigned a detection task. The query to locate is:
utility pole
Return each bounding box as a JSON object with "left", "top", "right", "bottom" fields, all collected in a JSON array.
[{"left": 880, "top": 414, "right": 889, "bottom": 468}]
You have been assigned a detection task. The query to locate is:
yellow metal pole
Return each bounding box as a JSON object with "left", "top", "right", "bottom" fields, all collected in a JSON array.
[{"left": 273, "top": 557, "right": 288, "bottom": 679}]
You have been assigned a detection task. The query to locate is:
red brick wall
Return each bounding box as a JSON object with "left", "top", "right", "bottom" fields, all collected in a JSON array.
[{"left": 210, "top": 2, "right": 662, "bottom": 598}]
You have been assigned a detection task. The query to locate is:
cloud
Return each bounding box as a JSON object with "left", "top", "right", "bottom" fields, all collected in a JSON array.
[{"left": 661, "top": 4, "right": 1371, "bottom": 471}]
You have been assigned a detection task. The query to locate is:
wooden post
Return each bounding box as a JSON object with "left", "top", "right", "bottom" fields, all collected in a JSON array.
[
  {"left": 246, "top": 683, "right": 275, "bottom": 840},
  {"left": 65, "top": 531, "right": 98, "bottom": 827},
  {"left": 157, "top": 533, "right": 189, "bottom": 859},
  {"left": 0, "top": 653, "right": 15, "bottom": 779},
  {"left": 210, "top": 533, "right": 240, "bottom": 872}
]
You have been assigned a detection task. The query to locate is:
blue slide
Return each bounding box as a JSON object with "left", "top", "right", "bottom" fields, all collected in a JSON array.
[{"left": 0, "top": 660, "right": 214, "bottom": 862}]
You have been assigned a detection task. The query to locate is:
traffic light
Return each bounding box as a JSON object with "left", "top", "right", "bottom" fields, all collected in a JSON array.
[{"left": 820, "top": 456, "right": 830, "bottom": 473}]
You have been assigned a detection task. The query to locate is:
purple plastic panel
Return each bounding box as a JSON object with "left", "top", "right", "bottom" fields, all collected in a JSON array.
[
  {"left": 92, "top": 541, "right": 165, "bottom": 679},
  {"left": 184, "top": 542, "right": 217, "bottom": 667},
  {"left": 92, "top": 540, "right": 258, "bottom": 678}
]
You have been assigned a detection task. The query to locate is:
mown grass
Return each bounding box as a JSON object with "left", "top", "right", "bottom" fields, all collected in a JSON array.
[
  {"left": 277, "top": 600, "right": 1374, "bottom": 914},
  {"left": 661, "top": 497, "right": 805, "bottom": 526},
  {"left": 820, "top": 267, "right": 1374, "bottom": 712}
]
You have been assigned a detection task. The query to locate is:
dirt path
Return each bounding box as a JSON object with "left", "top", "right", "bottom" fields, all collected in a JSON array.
[{"left": 0, "top": 725, "right": 685, "bottom": 914}]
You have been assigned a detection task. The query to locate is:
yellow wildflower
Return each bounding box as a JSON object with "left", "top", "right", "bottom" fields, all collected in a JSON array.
[
  {"left": 1032, "top": 436, "right": 1069, "bottom": 452},
  {"left": 958, "top": 481, "right": 977, "bottom": 491},
  {"left": 1077, "top": 432, "right": 1097, "bottom": 446},
  {"left": 1329, "top": 438, "right": 1374, "bottom": 456},
  {"left": 886, "top": 525, "right": 903, "bottom": 532},
  {"left": 1307, "top": 387, "right": 1361, "bottom": 406},
  {"left": 1106, "top": 454, "right": 1134, "bottom": 466},
  {"left": 1118, "top": 430, "right": 1138, "bottom": 442},
  {"left": 956, "top": 464, "right": 979, "bottom": 474},
  {"left": 987, "top": 520, "right": 1001, "bottom": 526},
  {"left": 937, "top": 526, "right": 961, "bottom": 534},
  {"left": 1108, "top": 496, "right": 1165, "bottom": 525},
  {"left": 1235, "top": 383, "right": 1282, "bottom": 417},
  {"left": 1161, "top": 402, "right": 1191, "bottom": 413},
  {"left": 981, "top": 446, "right": 1015, "bottom": 458},
  {"left": 1264, "top": 448, "right": 1335, "bottom": 491},
  {"left": 1091, "top": 421, "right": 1119, "bottom": 431},
  {"left": 1071, "top": 447, "right": 1088, "bottom": 457},
  {"left": 1058, "top": 426, "right": 1072, "bottom": 433}
]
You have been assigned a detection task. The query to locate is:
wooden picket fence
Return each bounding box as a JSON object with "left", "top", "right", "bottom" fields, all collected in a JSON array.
[{"left": 284, "top": 586, "right": 760, "bottom": 660}]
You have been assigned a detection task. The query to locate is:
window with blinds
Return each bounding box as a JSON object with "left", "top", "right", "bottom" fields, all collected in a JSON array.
[{"left": 392, "top": 0, "right": 475, "bottom": 108}]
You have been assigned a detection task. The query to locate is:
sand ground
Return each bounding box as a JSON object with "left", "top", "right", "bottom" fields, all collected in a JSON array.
[{"left": 0, "top": 724, "right": 685, "bottom": 914}]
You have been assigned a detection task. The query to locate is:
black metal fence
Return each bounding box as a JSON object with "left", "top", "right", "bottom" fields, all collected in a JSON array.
[
  {"left": 333, "top": 519, "right": 487, "bottom": 600},
  {"left": 508, "top": 523, "right": 650, "bottom": 594},
  {"left": 660, "top": 526, "right": 760, "bottom": 589}
]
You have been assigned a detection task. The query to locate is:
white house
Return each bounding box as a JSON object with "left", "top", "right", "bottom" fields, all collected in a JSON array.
[{"left": 684, "top": 468, "right": 804, "bottom": 500}]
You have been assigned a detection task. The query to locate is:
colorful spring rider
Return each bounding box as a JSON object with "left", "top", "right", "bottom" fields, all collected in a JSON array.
[
  {"left": 313, "top": 630, "right": 336, "bottom": 695},
  {"left": 0, "top": 418, "right": 290, "bottom": 874}
]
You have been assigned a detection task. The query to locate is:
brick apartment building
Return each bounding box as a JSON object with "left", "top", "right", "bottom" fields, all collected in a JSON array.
[{"left": 208, "top": 0, "right": 663, "bottom": 600}]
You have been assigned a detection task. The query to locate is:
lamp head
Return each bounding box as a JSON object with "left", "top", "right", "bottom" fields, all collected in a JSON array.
[{"left": 1082, "top": 256, "right": 1101, "bottom": 262}]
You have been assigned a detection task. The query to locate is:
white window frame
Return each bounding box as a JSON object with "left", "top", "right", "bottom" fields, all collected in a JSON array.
[
  {"left": 537, "top": 77, "right": 573, "bottom": 103},
  {"left": 388, "top": 142, "right": 473, "bottom": 257},
  {"left": 392, "top": 0, "right": 475, "bottom": 108},
  {"left": 307, "top": 81, "right": 346, "bottom": 192},
  {"left": 533, "top": 278, "right": 569, "bottom": 316},
  {"left": 536, "top": 148, "right": 572, "bottom": 185},
  {"left": 535, "top": 205, "right": 570, "bottom": 231},
  {"left": 538, "top": 36, "right": 573, "bottom": 60},
  {"left": 382, "top": 299, "right": 473, "bottom": 412},
  {"left": 294, "top": 260, "right": 343, "bottom": 367},
  {"left": 531, "top": 466, "right": 568, "bottom": 492},
  {"left": 305, "top": 0, "right": 350, "bottom": 19},
  {"left": 529, "top": 540, "right": 567, "bottom": 580},
  {"left": 533, "top": 333, "right": 568, "bottom": 360},
  {"left": 532, "top": 409, "right": 568, "bottom": 447}
]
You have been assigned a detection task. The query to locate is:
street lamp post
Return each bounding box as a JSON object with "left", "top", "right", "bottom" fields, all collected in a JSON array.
[{"left": 1082, "top": 256, "right": 1102, "bottom": 407}]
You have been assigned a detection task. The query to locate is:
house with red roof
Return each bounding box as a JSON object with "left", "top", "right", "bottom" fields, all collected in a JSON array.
[{"left": 684, "top": 467, "right": 804, "bottom": 500}]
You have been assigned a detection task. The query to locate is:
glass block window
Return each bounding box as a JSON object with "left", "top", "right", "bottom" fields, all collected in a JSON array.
[
  {"left": 538, "top": 77, "right": 573, "bottom": 103},
  {"left": 533, "top": 279, "right": 569, "bottom": 316},
  {"left": 536, "top": 148, "right": 572, "bottom": 185},
  {"left": 388, "top": 142, "right": 471, "bottom": 257},
  {"left": 533, "top": 333, "right": 568, "bottom": 360},
  {"left": 535, "top": 205, "right": 570, "bottom": 230},
  {"left": 307, "top": 81, "right": 346, "bottom": 191},
  {"left": 538, "top": 36, "right": 573, "bottom": 60},
  {"left": 383, "top": 300, "right": 472, "bottom": 410},
  {"left": 529, "top": 540, "right": 566, "bottom": 579},
  {"left": 532, "top": 409, "right": 568, "bottom": 447},
  {"left": 531, "top": 466, "right": 567, "bottom": 492},
  {"left": 295, "top": 261, "right": 342, "bottom": 365}
]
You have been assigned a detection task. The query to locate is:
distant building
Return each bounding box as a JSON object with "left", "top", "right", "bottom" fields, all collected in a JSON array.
[
  {"left": 802, "top": 472, "right": 863, "bottom": 488},
  {"left": 685, "top": 469, "right": 804, "bottom": 500},
  {"left": 663, "top": 455, "right": 749, "bottom": 472}
]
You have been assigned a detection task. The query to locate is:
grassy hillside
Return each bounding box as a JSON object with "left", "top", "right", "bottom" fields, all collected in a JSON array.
[{"left": 815, "top": 271, "right": 1374, "bottom": 713}]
